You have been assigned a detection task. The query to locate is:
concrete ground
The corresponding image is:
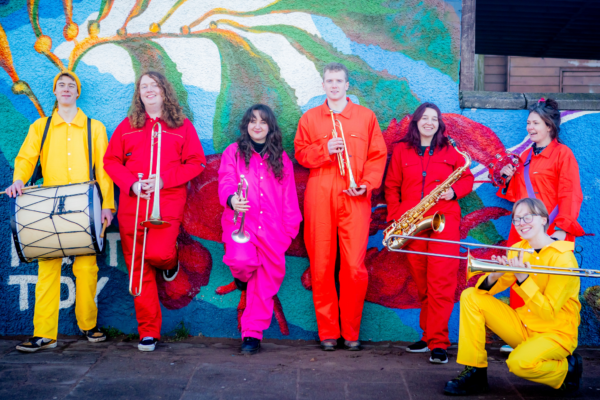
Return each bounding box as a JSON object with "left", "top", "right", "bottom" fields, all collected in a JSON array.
[{"left": 1, "top": 336, "right": 599, "bottom": 400}]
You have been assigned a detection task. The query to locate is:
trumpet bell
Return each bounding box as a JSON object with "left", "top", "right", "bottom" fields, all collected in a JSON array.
[
  {"left": 141, "top": 219, "right": 172, "bottom": 229},
  {"left": 232, "top": 228, "right": 250, "bottom": 243}
]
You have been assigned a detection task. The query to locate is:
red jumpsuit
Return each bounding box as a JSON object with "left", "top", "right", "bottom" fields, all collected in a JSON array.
[
  {"left": 295, "top": 98, "right": 387, "bottom": 341},
  {"left": 104, "top": 116, "right": 205, "bottom": 339},
  {"left": 497, "top": 139, "right": 584, "bottom": 308},
  {"left": 385, "top": 142, "right": 474, "bottom": 350}
]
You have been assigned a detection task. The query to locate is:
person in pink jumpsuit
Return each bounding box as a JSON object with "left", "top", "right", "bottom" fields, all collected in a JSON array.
[{"left": 218, "top": 104, "right": 302, "bottom": 354}]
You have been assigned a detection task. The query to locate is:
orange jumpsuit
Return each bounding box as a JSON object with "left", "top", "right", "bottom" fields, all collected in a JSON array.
[
  {"left": 294, "top": 98, "right": 387, "bottom": 341},
  {"left": 498, "top": 139, "right": 584, "bottom": 308}
]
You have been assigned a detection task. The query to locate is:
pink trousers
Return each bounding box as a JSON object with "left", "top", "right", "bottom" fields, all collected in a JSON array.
[{"left": 223, "top": 237, "right": 286, "bottom": 340}]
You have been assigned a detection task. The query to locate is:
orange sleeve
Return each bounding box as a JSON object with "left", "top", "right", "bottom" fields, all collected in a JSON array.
[
  {"left": 384, "top": 144, "right": 404, "bottom": 221},
  {"left": 294, "top": 114, "right": 334, "bottom": 169},
  {"left": 497, "top": 150, "right": 527, "bottom": 202},
  {"left": 550, "top": 148, "right": 585, "bottom": 236},
  {"left": 359, "top": 113, "right": 387, "bottom": 198}
]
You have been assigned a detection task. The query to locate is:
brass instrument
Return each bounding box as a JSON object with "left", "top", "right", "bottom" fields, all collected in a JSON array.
[
  {"left": 129, "top": 122, "right": 170, "bottom": 297},
  {"left": 383, "top": 137, "right": 471, "bottom": 250},
  {"left": 330, "top": 110, "right": 357, "bottom": 189},
  {"left": 232, "top": 174, "right": 250, "bottom": 244}
]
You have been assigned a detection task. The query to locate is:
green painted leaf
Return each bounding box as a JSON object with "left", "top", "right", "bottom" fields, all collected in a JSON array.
[{"left": 0, "top": 92, "right": 34, "bottom": 167}]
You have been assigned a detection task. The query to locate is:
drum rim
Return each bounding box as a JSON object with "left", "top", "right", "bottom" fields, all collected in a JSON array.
[
  {"left": 89, "top": 181, "right": 104, "bottom": 254},
  {"left": 10, "top": 196, "right": 28, "bottom": 263}
]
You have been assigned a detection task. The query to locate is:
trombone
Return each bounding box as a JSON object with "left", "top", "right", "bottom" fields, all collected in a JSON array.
[
  {"left": 232, "top": 175, "right": 250, "bottom": 244},
  {"left": 330, "top": 110, "right": 357, "bottom": 189},
  {"left": 129, "top": 122, "right": 171, "bottom": 297}
]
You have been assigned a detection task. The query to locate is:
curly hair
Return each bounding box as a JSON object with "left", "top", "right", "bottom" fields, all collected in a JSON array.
[
  {"left": 528, "top": 98, "right": 562, "bottom": 143},
  {"left": 399, "top": 102, "right": 449, "bottom": 153},
  {"left": 128, "top": 71, "right": 186, "bottom": 129},
  {"left": 236, "top": 104, "right": 285, "bottom": 182}
]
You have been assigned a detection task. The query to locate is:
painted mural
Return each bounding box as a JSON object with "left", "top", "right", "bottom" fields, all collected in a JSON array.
[{"left": 0, "top": 0, "right": 599, "bottom": 345}]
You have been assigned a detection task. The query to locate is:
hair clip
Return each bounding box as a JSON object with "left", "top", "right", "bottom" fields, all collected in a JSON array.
[{"left": 538, "top": 97, "right": 546, "bottom": 103}]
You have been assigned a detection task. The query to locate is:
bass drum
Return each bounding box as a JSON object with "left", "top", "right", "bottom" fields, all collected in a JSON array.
[{"left": 10, "top": 182, "right": 104, "bottom": 263}]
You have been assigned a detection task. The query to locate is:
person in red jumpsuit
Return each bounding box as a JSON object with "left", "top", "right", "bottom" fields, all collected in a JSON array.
[
  {"left": 295, "top": 62, "right": 387, "bottom": 351},
  {"left": 104, "top": 71, "right": 206, "bottom": 352},
  {"left": 496, "top": 98, "right": 584, "bottom": 353},
  {"left": 384, "top": 102, "right": 474, "bottom": 364}
]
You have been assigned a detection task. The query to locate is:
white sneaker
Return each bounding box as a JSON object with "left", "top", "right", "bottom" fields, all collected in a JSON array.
[
  {"left": 138, "top": 337, "right": 158, "bottom": 352},
  {"left": 500, "top": 345, "right": 514, "bottom": 354}
]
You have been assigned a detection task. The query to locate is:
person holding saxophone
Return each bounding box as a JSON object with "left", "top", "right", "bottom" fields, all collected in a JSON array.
[
  {"left": 219, "top": 104, "right": 302, "bottom": 355},
  {"left": 294, "top": 62, "right": 387, "bottom": 351},
  {"left": 384, "top": 102, "right": 474, "bottom": 364}
]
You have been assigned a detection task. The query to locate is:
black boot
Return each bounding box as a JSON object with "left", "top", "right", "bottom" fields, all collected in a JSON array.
[
  {"left": 234, "top": 278, "right": 248, "bottom": 291},
  {"left": 444, "top": 366, "right": 489, "bottom": 396},
  {"left": 560, "top": 353, "right": 583, "bottom": 393},
  {"left": 241, "top": 337, "right": 260, "bottom": 355}
]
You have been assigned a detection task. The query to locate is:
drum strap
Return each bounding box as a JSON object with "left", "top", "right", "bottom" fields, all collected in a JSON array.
[
  {"left": 28, "top": 117, "right": 52, "bottom": 185},
  {"left": 87, "top": 117, "right": 95, "bottom": 180}
]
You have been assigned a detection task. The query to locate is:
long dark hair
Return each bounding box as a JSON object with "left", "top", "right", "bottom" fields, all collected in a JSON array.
[
  {"left": 399, "top": 102, "right": 448, "bottom": 153},
  {"left": 128, "top": 71, "right": 186, "bottom": 129},
  {"left": 528, "top": 98, "right": 562, "bottom": 143},
  {"left": 236, "top": 104, "right": 285, "bottom": 181}
]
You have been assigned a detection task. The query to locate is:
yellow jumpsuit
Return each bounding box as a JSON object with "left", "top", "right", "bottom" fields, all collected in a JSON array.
[
  {"left": 457, "top": 240, "right": 580, "bottom": 389},
  {"left": 13, "top": 109, "right": 115, "bottom": 340}
]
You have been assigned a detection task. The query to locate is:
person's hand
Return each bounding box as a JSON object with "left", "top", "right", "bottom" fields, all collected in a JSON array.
[
  {"left": 500, "top": 164, "right": 516, "bottom": 179},
  {"left": 132, "top": 182, "right": 150, "bottom": 200},
  {"left": 231, "top": 194, "right": 250, "bottom": 213},
  {"left": 439, "top": 188, "right": 455, "bottom": 201},
  {"left": 344, "top": 185, "right": 367, "bottom": 196},
  {"left": 4, "top": 180, "right": 24, "bottom": 198},
  {"left": 141, "top": 174, "right": 163, "bottom": 195},
  {"left": 493, "top": 253, "right": 530, "bottom": 283},
  {"left": 328, "top": 137, "right": 344, "bottom": 155},
  {"left": 101, "top": 209, "right": 113, "bottom": 226},
  {"left": 550, "top": 230, "right": 567, "bottom": 241}
]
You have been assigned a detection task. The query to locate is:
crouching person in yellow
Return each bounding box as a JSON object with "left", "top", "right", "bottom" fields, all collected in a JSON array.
[
  {"left": 5, "top": 71, "right": 114, "bottom": 352},
  {"left": 444, "top": 198, "right": 582, "bottom": 396}
]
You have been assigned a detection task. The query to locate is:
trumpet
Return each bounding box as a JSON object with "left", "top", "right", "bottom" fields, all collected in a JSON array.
[
  {"left": 129, "top": 122, "right": 170, "bottom": 297},
  {"left": 330, "top": 110, "right": 357, "bottom": 190},
  {"left": 232, "top": 174, "right": 250, "bottom": 244}
]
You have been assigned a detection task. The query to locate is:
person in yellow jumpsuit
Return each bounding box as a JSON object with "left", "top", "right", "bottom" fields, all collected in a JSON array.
[
  {"left": 444, "top": 198, "right": 582, "bottom": 395},
  {"left": 5, "top": 71, "right": 114, "bottom": 352}
]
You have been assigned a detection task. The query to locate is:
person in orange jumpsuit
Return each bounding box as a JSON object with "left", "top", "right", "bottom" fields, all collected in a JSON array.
[
  {"left": 497, "top": 98, "right": 584, "bottom": 340},
  {"left": 294, "top": 62, "right": 387, "bottom": 351},
  {"left": 385, "top": 102, "right": 474, "bottom": 364},
  {"left": 104, "top": 71, "right": 205, "bottom": 352}
]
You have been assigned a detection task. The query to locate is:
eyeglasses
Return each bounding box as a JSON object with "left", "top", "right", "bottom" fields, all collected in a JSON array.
[{"left": 512, "top": 214, "right": 539, "bottom": 226}]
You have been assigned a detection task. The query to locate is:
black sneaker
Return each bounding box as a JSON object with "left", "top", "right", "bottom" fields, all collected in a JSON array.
[
  {"left": 560, "top": 353, "right": 583, "bottom": 393},
  {"left": 430, "top": 348, "right": 448, "bottom": 364},
  {"left": 344, "top": 340, "right": 361, "bottom": 351},
  {"left": 163, "top": 262, "right": 179, "bottom": 282},
  {"left": 406, "top": 340, "right": 429, "bottom": 353},
  {"left": 138, "top": 337, "right": 158, "bottom": 352},
  {"left": 16, "top": 337, "right": 57, "bottom": 353},
  {"left": 241, "top": 337, "right": 260, "bottom": 355},
  {"left": 444, "top": 366, "right": 489, "bottom": 396},
  {"left": 84, "top": 326, "right": 107, "bottom": 343},
  {"left": 320, "top": 339, "right": 337, "bottom": 351},
  {"left": 234, "top": 278, "right": 248, "bottom": 291}
]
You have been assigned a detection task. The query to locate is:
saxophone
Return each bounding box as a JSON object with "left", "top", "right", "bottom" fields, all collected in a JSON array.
[{"left": 382, "top": 137, "right": 472, "bottom": 250}]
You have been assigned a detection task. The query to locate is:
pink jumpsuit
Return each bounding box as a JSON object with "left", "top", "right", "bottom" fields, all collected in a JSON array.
[{"left": 218, "top": 143, "right": 302, "bottom": 340}]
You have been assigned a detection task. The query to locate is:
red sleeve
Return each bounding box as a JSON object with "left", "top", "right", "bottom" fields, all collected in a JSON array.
[
  {"left": 103, "top": 120, "right": 139, "bottom": 195},
  {"left": 384, "top": 144, "right": 404, "bottom": 222},
  {"left": 294, "top": 113, "right": 335, "bottom": 169},
  {"left": 497, "top": 149, "right": 527, "bottom": 202},
  {"left": 359, "top": 113, "right": 387, "bottom": 198},
  {"left": 550, "top": 147, "right": 585, "bottom": 236},
  {"left": 450, "top": 147, "right": 474, "bottom": 199},
  {"left": 161, "top": 120, "right": 206, "bottom": 189}
]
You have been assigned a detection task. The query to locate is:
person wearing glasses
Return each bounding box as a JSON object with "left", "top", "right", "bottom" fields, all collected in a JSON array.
[{"left": 444, "top": 198, "right": 582, "bottom": 396}]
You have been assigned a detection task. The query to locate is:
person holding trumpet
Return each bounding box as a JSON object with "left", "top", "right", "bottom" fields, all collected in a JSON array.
[
  {"left": 444, "top": 198, "right": 582, "bottom": 395},
  {"left": 104, "top": 71, "right": 205, "bottom": 352},
  {"left": 218, "top": 104, "right": 301, "bottom": 355},
  {"left": 294, "top": 62, "right": 387, "bottom": 351},
  {"left": 6, "top": 71, "right": 114, "bottom": 352}
]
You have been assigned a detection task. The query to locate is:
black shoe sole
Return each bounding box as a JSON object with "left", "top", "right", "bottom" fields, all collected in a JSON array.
[
  {"left": 321, "top": 345, "right": 336, "bottom": 351},
  {"left": 241, "top": 347, "right": 260, "bottom": 355}
]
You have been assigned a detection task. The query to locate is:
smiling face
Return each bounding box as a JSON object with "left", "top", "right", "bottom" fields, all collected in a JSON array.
[
  {"left": 322, "top": 69, "right": 349, "bottom": 103},
  {"left": 513, "top": 203, "right": 547, "bottom": 240},
  {"left": 247, "top": 110, "right": 269, "bottom": 144},
  {"left": 417, "top": 107, "right": 440, "bottom": 141},
  {"left": 526, "top": 112, "right": 553, "bottom": 147},
  {"left": 54, "top": 75, "right": 78, "bottom": 106},
  {"left": 139, "top": 74, "right": 164, "bottom": 110}
]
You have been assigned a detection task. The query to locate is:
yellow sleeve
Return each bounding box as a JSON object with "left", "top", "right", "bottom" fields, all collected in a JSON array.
[
  {"left": 13, "top": 119, "right": 45, "bottom": 184},
  {"left": 92, "top": 121, "right": 115, "bottom": 211},
  {"left": 512, "top": 252, "right": 580, "bottom": 321},
  {"left": 475, "top": 272, "right": 515, "bottom": 295}
]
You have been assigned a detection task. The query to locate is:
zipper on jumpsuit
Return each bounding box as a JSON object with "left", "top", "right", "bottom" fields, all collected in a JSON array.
[{"left": 419, "top": 147, "right": 433, "bottom": 200}]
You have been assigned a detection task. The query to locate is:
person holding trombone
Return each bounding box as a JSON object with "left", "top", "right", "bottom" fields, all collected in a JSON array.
[
  {"left": 444, "top": 198, "right": 583, "bottom": 395},
  {"left": 104, "top": 71, "right": 206, "bottom": 352},
  {"left": 218, "top": 104, "right": 301, "bottom": 355}
]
